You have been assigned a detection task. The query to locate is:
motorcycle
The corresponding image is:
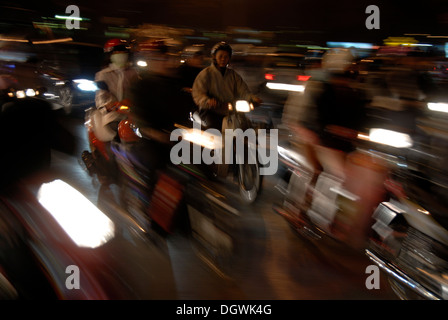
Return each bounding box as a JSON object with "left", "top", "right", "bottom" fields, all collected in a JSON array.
[
  {"left": 272, "top": 123, "right": 409, "bottom": 250},
  {"left": 81, "top": 81, "right": 131, "bottom": 185},
  {"left": 95, "top": 98, "right": 253, "bottom": 279},
  {"left": 186, "top": 99, "right": 263, "bottom": 204},
  {"left": 366, "top": 100, "right": 448, "bottom": 300}
]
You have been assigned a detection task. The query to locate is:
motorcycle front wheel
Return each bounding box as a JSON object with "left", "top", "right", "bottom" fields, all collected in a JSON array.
[{"left": 238, "top": 162, "right": 261, "bottom": 204}]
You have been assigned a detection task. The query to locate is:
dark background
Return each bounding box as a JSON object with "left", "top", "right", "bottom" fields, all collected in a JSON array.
[{"left": 2, "top": 0, "right": 448, "bottom": 43}]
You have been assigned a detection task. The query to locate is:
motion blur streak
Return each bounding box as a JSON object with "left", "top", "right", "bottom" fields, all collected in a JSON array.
[
  {"left": 37, "top": 179, "right": 115, "bottom": 248},
  {"left": 266, "top": 82, "right": 305, "bottom": 92}
]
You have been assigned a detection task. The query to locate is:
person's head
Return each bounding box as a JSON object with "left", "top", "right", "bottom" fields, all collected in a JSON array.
[
  {"left": 211, "top": 42, "right": 232, "bottom": 68},
  {"left": 104, "top": 38, "right": 130, "bottom": 68},
  {"left": 321, "top": 48, "right": 355, "bottom": 77},
  {"left": 146, "top": 40, "right": 177, "bottom": 76}
]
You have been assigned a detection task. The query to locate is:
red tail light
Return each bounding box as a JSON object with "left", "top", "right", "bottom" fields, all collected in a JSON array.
[
  {"left": 297, "top": 75, "right": 311, "bottom": 81},
  {"left": 265, "top": 73, "right": 275, "bottom": 81}
]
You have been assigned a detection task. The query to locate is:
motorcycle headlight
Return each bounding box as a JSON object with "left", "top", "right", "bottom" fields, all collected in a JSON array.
[
  {"left": 37, "top": 179, "right": 115, "bottom": 248},
  {"left": 25, "top": 88, "right": 36, "bottom": 97},
  {"left": 136, "top": 60, "right": 147, "bottom": 67},
  {"left": 369, "top": 128, "right": 413, "bottom": 148},
  {"left": 234, "top": 100, "right": 253, "bottom": 113},
  {"left": 73, "top": 79, "right": 98, "bottom": 92},
  {"left": 16, "top": 90, "right": 26, "bottom": 98}
]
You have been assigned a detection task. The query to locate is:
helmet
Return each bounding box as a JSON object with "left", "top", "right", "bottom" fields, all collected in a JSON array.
[
  {"left": 321, "top": 48, "right": 354, "bottom": 74},
  {"left": 104, "top": 38, "right": 130, "bottom": 53},
  {"left": 211, "top": 41, "right": 232, "bottom": 57}
]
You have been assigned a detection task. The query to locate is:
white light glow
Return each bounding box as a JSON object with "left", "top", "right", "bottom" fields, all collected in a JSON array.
[
  {"left": 136, "top": 60, "right": 148, "bottom": 67},
  {"left": 369, "top": 128, "right": 413, "bottom": 148},
  {"left": 182, "top": 129, "right": 221, "bottom": 149},
  {"left": 266, "top": 82, "right": 305, "bottom": 92},
  {"left": 37, "top": 179, "right": 115, "bottom": 248},
  {"left": 55, "top": 15, "right": 83, "bottom": 21},
  {"left": 235, "top": 100, "right": 251, "bottom": 112},
  {"left": 73, "top": 79, "right": 97, "bottom": 91},
  {"left": 428, "top": 102, "right": 448, "bottom": 113}
]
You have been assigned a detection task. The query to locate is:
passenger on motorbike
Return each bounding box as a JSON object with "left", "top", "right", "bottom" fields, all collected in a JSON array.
[
  {"left": 95, "top": 39, "right": 139, "bottom": 133},
  {"left": 192, "top": 41, "right": 261, "bottom": 130},
  {"left": 283, "top": 48, "right": 387, "bottom": 247}
]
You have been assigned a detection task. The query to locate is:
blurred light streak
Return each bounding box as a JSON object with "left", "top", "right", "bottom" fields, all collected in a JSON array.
[
  {"left": 327, "top": 42, "right": 373, "bottom": 49},
  {"left": 369, "top": 129, "right": 413, "bottom": 148},
  {"left": 54, "top": 15, "right": 84, "bottom": 21},
  {"left": 32, "top": 37, "right": 73, "bottom": 44},
  {"left": 266, "top": 82, "right": 305, "bottom": 92},
  {"left": 428, "top": 102, "right": 448, "bottom": 113},
  {"left": 38, "top": 179, "right": 115, "bottom": 248},
  {"left": 0, "top": 37, "right": 28, "bottom": 43}
]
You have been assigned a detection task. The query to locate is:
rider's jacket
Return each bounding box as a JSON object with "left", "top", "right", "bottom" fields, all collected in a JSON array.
[
  {"left": 192, "top": 62, "right": 255, "bottom": 115},
  {"left": 95, "top": 63, "right": 139, "bottom": 109}
]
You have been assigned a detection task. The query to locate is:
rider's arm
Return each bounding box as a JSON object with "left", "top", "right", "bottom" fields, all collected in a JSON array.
[
  {"left": 192, "top": 69, "right": 213, "bottom": 110},
  {"left": 95, "top": 71, "right": 118, "bottom": 110}
]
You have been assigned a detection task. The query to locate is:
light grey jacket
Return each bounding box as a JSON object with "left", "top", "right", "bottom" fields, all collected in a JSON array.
[{"left": 192, "top": 63, "right": 254, "bottom": 114}]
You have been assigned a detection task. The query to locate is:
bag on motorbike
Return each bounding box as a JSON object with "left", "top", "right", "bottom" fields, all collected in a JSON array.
[{"left": 147, "top": 171, "right": 185, "bottom": 233}]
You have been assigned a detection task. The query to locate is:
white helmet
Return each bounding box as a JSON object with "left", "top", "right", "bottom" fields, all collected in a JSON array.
[{"left": 321, "top": 48, "right": 354, "bottom": 73}]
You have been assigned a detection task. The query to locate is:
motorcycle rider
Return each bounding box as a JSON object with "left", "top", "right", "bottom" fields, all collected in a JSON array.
[
  {"left": 128, "top": 39, "right": 191, "bottom": 199},
  {"left": 88, "top": 39, "right": 139, "bottom": 184},
  {"left": 192, "top": 42, "right": 261, "bottom": 178},
  {"left": 192, "top": 41, "right": 261, "bottom": 130},
  {"left": 95, "top": 39, "right": 139, "bottom": 136},
  {"left": 282, "top": 48, "right": 386, "bottom": 248}
]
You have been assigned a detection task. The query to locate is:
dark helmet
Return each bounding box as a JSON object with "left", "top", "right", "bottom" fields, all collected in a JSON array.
[{"left": 211, "top": 41, "right": 232, "bottom": 58}]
